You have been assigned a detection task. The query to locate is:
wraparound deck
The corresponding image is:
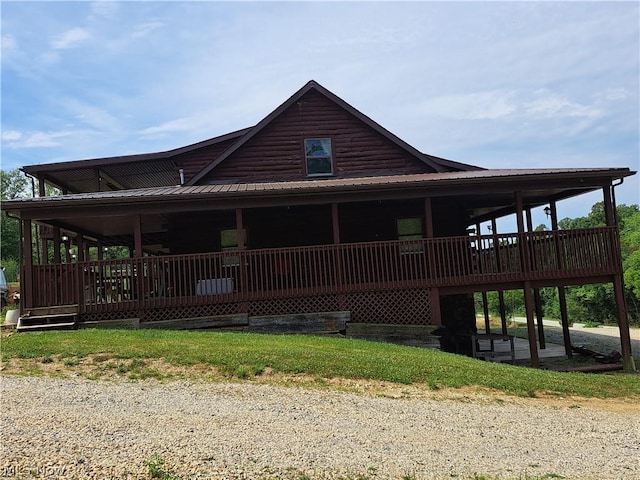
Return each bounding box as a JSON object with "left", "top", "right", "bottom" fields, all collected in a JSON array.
[{"left": 25, "top": 227, "right": 621, "bottom": 324}]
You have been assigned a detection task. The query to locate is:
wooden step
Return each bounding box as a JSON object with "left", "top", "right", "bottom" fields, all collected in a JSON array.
[
  {"left": 17, "top": 322, "right": 77, "bottom": 332},
  {"left": 21, "top": 305, "right": 79, "bottom": 318},
  {"left": 17, "top": 309, "right": 78, "bottom": 333}
]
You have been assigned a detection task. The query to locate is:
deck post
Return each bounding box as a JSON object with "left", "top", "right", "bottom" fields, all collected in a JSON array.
[
  {"left": 236, "top": 208, "right": 248, "bottom": 312},
  {"left": 550, "top": 201, "right": 573, "bottom": 357},
  {"left": 332, "top": 203, "right": 346, "bottom": 310},
  {"left": 523, "top": 281, "right": 539, "bottom": 367},
  {"left": 53, "top": 227, "right": 61, "bottom": 264},
  {"left": 38, "top": 179, "right": 47, "bottom": 265},
  {"left": 132, "top": 215, "right": 144, "bottom": 303},
  {"left": 331, "top": 203, "right": 340, "bottom": 244},
  {"left": 133, "top": 215, "right": 143, "bottom": 257},
  {"left": 603, "top": 186, "right": 635, "bottom": 371},
  {"left": 23, "top": 219, "right": 33, "bottom": 309},
  {"left": 491, "top": 218, "right": 508, "bottom": 334},
  {"left": 526, "top": 208, "right": 545, "bottom": 349},
  {"left": 425, "top": 197, "right": 441, "bottom": 325},
  {"left": 76, "top": 235, "right": 85, "bottom": 262},
  {"left": 477, "top": 222, "right": 491, "bottom": 334},
  {"left": 516, "top": 194, "right": 539, "bottom": 366}
]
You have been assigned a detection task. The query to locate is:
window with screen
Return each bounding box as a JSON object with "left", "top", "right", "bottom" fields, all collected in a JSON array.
[{"left": 304, "top": 138, "right": 333, "bottom": 176}]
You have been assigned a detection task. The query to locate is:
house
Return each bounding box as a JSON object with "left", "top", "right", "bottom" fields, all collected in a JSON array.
[{"left": 3, "top": 80, "right": 636, "bottom": 369}]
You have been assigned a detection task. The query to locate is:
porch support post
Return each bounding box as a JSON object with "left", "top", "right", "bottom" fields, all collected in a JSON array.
[
  {"left": 133, "top": 215, "right": 143, "bottom": 258},
  {"left": 331, "top": 203, "right": 340, "bottom": 244},
  {"left": 23, "top": 219, "right": 34, "bottom": 309},
  {"left": 38, "top": 179, "right": 47, "bottom": 264},
  {"left": 64, "top": 236, "right": 71, "bottom": 263},
  {"left": 97, "top": 241, "right": 104, "bottom": 261},
  {"left": 477, "top": 222, "right": 490, "bottom": 334},
  {"left": 491, "top": 218, "right": 508, "bottom": 334},
  {"left": 603, "top": 186, "right": 634, "bottom": 371},
  {"left": 550, "top": 201, "right": 572, "bottom": 357},
  {"left": 424, "top": 197, "right": 434, "bottom": 238},
  {"left": 76, "top": 235, "right": 85, "bottom": 262},
  {"left": 235, "top": 208, "right": 245, "bottom": 250},
  {"left": 332, "top": 203, "right": 346, "bottom": 310},
  {"left": 523, "top": 281, "right": 539, "bottom": 367},
  {"left": 53, "top": 227, "right": 61, "bottom": 264},
  {"left": 526, "top": 208, "right": 545, "bottom": 349},
  {"left": 425, "top": 197, "right": 441, "bottom": 325},
  {"left": 516, "top": 192, "right": 539, "bottom": 365},
  {"left": 235, "top": 208, "right": 249, "bottom": 312}
]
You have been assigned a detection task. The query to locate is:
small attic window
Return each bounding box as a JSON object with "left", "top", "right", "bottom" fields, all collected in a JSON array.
[{"left": 305, "top": 138, "right": 333, "bottom": 176}]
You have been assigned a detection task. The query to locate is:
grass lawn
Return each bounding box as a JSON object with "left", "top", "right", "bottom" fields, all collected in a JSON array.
[{"left": 2, "top": 328, "right": 639, "bottom": 399}]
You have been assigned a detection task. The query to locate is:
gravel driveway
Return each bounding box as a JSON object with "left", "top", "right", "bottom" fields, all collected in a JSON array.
[{"left": 1, "top": 375, "right": 639, "bottom": 480}]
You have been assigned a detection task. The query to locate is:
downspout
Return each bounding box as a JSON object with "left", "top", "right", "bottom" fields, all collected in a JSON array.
[
  {"left": 611, "top": 178, "right": 623, "bottom": 225},
  {"left": 610, "top": 178, "right": 635, "bottom": 370}
]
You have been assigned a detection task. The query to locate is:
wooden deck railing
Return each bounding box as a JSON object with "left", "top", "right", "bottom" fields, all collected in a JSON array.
[{"left": 27, "top": 227, "right": 621, "bottom": 312}]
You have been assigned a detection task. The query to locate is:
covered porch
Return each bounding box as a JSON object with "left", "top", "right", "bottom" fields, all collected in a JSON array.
[{"left": 7, "top": 168, "right": 636, "bottom": 369}]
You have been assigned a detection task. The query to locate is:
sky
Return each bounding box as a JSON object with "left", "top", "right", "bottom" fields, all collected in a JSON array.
[{"left": 1, "top": 1, "right": 639, "bottom": 230}]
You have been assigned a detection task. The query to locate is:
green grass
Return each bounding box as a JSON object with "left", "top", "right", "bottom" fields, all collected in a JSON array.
[{"left": 2, "top": 329, "right": 639, "bottom": 398}]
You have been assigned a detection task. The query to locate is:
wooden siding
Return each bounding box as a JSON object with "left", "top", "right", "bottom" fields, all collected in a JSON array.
[
  {"left": 174, "top": 137, "right": 241, "bottom": 184},
  {"left": 201, "top": 90, "right": 434, "bottom": 184}
]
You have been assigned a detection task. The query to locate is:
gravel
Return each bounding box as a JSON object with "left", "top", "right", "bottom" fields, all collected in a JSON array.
[{"left": 1, "top": 375, "right": 639, "bottom": 479}]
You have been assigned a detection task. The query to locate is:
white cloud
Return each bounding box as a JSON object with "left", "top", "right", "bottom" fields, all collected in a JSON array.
[
  {"left": 90, "top": 1, "right": 118, "bottom": 19},
  {"left": 2, "top": 131, "right": 22, "bottom": 142},
  {"left": 1, "top": 34, "right": 17, "bottom": 51},
  {"left": 2, "top": 130, "right": 75, "bottom": 148},
  {"left": 138, "top": 117, "right": 204, "bottom": 137},
  {"left": 50, "top": 28, "right": 90, "bottom": 49},
  {"left": 597, "top": 88, "right": 630, "bottom": 103},
  {"left": 421, "top": 91, "right": 517, "bottom": 120},
  {"left": 131, "top": 22, "right": 164, "bottom": 39},
  {"left": 525, "top": 92, "right": 601, "bottom": 119}
]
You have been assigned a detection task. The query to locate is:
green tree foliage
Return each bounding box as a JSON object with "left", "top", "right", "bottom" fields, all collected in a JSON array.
[
  {"left": 1, "top": 169, "right": 29, "bottom": 264},
  {"left": 552, "top": 203, "right": 639, "bottom": 325},
  {"left": 477, "top": 202, "right": 640, "bottom": 326}
]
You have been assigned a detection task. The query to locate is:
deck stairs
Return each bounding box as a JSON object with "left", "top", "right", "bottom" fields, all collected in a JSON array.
[{"left": 17, "top": 305, "right": 79, "bottom": 332}]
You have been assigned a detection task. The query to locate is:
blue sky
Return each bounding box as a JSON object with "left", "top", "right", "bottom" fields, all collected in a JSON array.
[{"left": 1, "top": 1, "right": 638, "bottom": 228}]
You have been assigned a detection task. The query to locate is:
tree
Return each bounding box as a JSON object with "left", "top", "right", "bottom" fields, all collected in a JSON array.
[
  {"left": 557, "top": 202, "right": 640, "bottom": 325},
  {"left": 1, "top": 169, "right": 29, "bottom": 263}
]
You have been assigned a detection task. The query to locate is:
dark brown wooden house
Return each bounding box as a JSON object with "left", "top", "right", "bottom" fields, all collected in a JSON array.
[{"left": 4, "top": 80, "right": 636, "bottom": 369}]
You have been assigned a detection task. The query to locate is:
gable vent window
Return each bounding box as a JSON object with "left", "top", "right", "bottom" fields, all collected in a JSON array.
[{"left": 305, "top": 138, "right": 333, "bottom": 177}]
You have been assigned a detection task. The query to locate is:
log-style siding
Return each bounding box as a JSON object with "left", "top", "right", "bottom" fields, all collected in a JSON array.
[
  {"left": 202, "top": 91, "right": 434, "bottom": 183},
  {"left": 175, "top": 137, "right": 241, "bottom": 184}
]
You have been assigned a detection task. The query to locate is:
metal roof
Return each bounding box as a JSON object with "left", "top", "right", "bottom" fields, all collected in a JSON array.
[{"left": 5, "top": 167, "right": 634, "bottom": 211}]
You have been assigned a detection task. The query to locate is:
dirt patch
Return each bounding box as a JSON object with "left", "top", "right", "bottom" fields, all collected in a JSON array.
[{"left": 2, "top": 354, "right": 637, "bottom": 414}]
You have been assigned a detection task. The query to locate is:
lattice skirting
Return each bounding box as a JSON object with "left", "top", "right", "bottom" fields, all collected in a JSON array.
[
  {"left": 248, "top": 294, "right": 340, "bottom": 317},
  {"left": 81, "top": 302, "right": 241, "bottom": 323},
  {"left": 81, "top": 288, "right": 432, "bottom": 325},
  {"left": 346, "top": 288, "right": 432, "bottom": 325},
  {"left": 249, "top": 288, "right": 431, "bottom": 325}
]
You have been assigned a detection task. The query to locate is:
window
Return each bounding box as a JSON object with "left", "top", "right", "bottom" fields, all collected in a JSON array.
[
  {"left": 220, "top": 228, "right": 244, "bottom": 251},
  {"left": 305, "top": 138, "right": 333, "bottom": 176},
  {"left": 220, "top": 228, "right": 247, "bottom": 266},
  {"left": 397, "top": 217, "right": 423, "bottom": 253}
]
